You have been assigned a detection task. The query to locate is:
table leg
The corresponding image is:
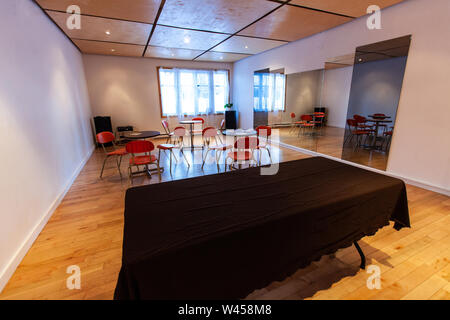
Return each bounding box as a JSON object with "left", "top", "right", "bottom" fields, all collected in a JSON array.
[
  {"left": 353, "top": 241, "right": 366, "bottom": 270},
  {"left": 190, "top": 123, "right": 194, "bottom": 151},
  {"left": 372, "top": 122, "right": 380, "bottom": 148}
]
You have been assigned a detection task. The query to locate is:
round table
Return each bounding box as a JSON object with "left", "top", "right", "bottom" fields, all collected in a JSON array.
[
  {"left": 179, "top": 120, "right": 203, "bottom": 151},
  {"left": 123, "top": 130, "right": 160, "bottom": 140}
]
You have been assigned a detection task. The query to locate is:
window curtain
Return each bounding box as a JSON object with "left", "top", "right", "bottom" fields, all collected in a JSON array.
[{"left": 159, "top": 68, "right": 229, "bottom": 123}]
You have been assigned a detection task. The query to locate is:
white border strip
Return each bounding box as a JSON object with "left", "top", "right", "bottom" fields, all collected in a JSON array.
[
  {"left": 279, "top": 141, "right": 450, "bottom": 196},
  {"left": 0, "top": 146, "right": 95, "bottom": 294}
]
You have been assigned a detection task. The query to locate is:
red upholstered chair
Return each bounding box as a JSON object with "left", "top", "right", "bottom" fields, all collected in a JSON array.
[
  {"left": 157, "top": 126, "right": 190, "bottom": 173},
  {"left": 255, "top": 126, "right": 272, "bottom": 165},
  {"left": 312, "top": 112, "right": 326, "bottom": 134},
  {"left": 96, "top": 131, "right": 128, "bottom": 179},
  {"left": 372, "top": 113, "right": 388, "bottom": 133},
  {"left": 226, "top": 136, "right": 259, "bottom": 170},
  {"left": 201, "top": 127, "right": 232, "bottom": 171},
  {"left": 344, "top": 119, "right": 371, "bottom": 149},
  {"left": 126, "top": 140, "right": 161, "bottom": 182}
]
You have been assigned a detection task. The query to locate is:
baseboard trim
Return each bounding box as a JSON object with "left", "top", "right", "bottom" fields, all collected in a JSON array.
[
  {"left": 279, "top": 142, "right": 450, "bottom": 196},
  {"left": 0, "top": 145, "right": 95, "bottom": 294}
]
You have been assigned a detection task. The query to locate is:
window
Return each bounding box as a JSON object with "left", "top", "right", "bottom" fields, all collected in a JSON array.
[
  {"left": 158, "top": 67, "right": 230, "bottom": 116},
  {"left": 253, "top": 73, "right": 286, "bottom": 112}
]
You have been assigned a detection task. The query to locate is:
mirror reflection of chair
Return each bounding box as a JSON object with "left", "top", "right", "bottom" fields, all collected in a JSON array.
[
  {"left": 96, "top": 131, "right": 128, "bottom": 179},
  {"left": 226, "top": 136, "right": 259, "bottom": 170},
  {"left": 298, "top": 115, "right": 315, "bottom": 137},
  {"left": 344, "top": 119, "right": 372, "bottom": 150},
  {"left": 255, "top": 126, "right": 272, "bottom": 165},
  {"left": 201, "top": 127, "right": 232, "bottom": 172},
  {"left": 383, "top": 127, "right": 394, "bottom": 151}
]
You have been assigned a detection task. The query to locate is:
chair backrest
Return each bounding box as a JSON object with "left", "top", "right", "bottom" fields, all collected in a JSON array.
[
  {"left": 353, "top": 115, "right": 367, "bottom": 123},
  {"left": 313, "top": 112, "right": 325, "bottom": 117},
  {"left": 173, "top": 126, "right": 187, "bottom": 137},
  {"left": 126, "top": 140, "right": 154, "bottom": 154},
  {"left": 301, "top": 115, "right": 313, "bottom": 122},
  {"left": 256, "top": 125, "right": 272, "bottom": 137},
  {"left": 202, "top": 127, "right": 218, "bottom": 138},
  {"left": 373, "top": 113, "right": 386, "bottom": 117},
  {"left": 161, "top": 120, "right": 170, "bottom": 134},
  {"left": 192, "top": 117, "right": 205, "bottom": 124},
  {"left": 234, "top": 136, "right": 259, "bottom": 150},
  {"left": 347, "top": 119, "right": 358, "bottom": 129},
  {"left": 220, "top": 119, "right": 225, "bottom": 130},
  {"left": 96, "top": 131, "right": 115, "bottom": 144},
  {"left": 290, "top": 112, "right": 296, "bottom": 119}
]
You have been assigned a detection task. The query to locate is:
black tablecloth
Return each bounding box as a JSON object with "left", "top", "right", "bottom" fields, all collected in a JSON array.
[{"left": 114, "top": 157, "right": 410, "bottom": 300}]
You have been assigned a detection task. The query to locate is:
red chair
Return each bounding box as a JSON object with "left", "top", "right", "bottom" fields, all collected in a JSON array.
[
  {"left": 161, "top": 119, "right": 173, "bottom": 143},
  {"left": 255, "top": 126, "right": 272, "bottom": 165},
  {"left": 289, "top": 112, "right": 301, "bottom": 134},
  {"left": 383, "top": 127, "right": 394, "bottom": 151},
  {"left": 298, "top": 115, "right": 315, "bottom": 136},
  {"left": 344, "top": 119, "right": 371, "bottom": 149},
  {"left": 192, "top": 117, "right": 205, "bottom": 135},
  {"left": 226, "top": 136, "right": 259, "bottom": 170},
  {"left": 96, "top": 131, "right": 127, "bottom": 179},
  {"left": 157, "top": 126, "right": 190, "bottom": 173},
  {"left": 312, "top": 112, "right": 326, "bottom": 134},
  {"left": 126, "top": 140, "right": 161, "bottom": 182},
  {"left": 372, "top": 113, "right": 388, "bottom": 133},
  {"left": 353, "top": 115, "right": 375, "bottom": 131},
  {"left": 201, "top": 127, "right": 232, "bottom": 171}
]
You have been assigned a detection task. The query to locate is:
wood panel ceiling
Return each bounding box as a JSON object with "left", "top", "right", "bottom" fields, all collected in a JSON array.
[{"left": 35, "top": 0, "right": 407, "bottom": 62}]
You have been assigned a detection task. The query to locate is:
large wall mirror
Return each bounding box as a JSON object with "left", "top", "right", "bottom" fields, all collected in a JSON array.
[{"left": 253, "top": 35, "right": 411, "bottom": 171}]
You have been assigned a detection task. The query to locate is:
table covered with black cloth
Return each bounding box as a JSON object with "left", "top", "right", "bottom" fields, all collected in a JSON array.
[{"left": 114, "top": 157, "right": 410, "bottom": 300}]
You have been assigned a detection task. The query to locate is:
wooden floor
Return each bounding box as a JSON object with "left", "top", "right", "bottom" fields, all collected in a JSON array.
[
  {"left": 0, "top": 137, "right": 448, "bottom": 300},
  {"left": 278, "top": 126, "right": 389, "bottom": 171}
]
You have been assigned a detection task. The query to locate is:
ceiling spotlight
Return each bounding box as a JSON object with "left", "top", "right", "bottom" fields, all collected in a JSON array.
[
  {"left": 183, "top": 36, "right": 191, "bottom": 44},
  {"left": 358, "top": 58, "right": 363, "bottom": 62},
  {"left": 220, "top": 56, "right": 224, "bottom": 60},
  {"left": 111, "top": 49, "right": 116, "bottom": 52},
  {"left": 245, "top": 45, "right": 248, "bottom": 49},
  {"left": 171, "top": 53, "right": 175, "bottom": 57},
  {"left": 105, "top": 30, "right": 111, "bottom": 35}
]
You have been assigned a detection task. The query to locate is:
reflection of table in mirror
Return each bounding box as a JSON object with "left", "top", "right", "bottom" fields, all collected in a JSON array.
[
  {"left": 122, "top": 131, "right": 160, "bottom": 140},
  {"left": 366, "top": 119, "right": 392, "bottom": 149},
  {"left": 179, "top": 120, "right": 203, "bottom": 151}
]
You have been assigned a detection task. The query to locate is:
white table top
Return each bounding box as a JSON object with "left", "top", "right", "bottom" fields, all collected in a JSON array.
[
  {"left": 179, "top": 120, "right": 203, "bottom": 124},
  {"left": 223, "top": 129, "right": 257, "bottom": 136}
]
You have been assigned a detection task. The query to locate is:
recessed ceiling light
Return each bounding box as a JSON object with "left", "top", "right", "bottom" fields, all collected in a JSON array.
[
  {"left": 245, "top": 45, "right": 248, "bottom": 49},
  {"left": 220, "top": 56, "right": 224, "bottom": 60},
  {"left": 111, "top": 49, "right": 115, "bottom": 52},
  {"left": 183, "top": 36, "right": 191, "bottom": 44},
  {"left": 105, "top": 31, "right": 111, "bottom": 35},
  {"left": 358, "top": 58, "right": 363, "bottom": 62},
  {"left": 171, "top": 53, "right": 175, "bottom": 57}
]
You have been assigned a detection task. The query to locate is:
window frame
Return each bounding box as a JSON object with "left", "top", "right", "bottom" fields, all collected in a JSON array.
[{"left": 156, "top": 66, "right": 231, "bottom": 118}]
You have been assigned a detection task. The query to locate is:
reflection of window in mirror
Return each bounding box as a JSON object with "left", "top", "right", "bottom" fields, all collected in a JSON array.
[{"left": 253, "top": 68, "right": 286, "bottom": 128}]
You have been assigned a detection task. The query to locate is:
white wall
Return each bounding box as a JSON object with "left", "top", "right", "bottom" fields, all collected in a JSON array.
[
  {"left": 233, "top": 0, "right": 450, "bottom": 193},
  {"left": 322, "top": 67, "right": 353, "bottom": 128},
  {"left": 82, "top": 55, "right": 233, "bottom": 133},
  {"left": 0, "top": 0, "right": 94, "bottom": 291}
]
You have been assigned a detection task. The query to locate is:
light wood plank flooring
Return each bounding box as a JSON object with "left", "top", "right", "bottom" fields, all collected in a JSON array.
[{"left": 0, "top": 137, "right": 448, "bottom": 300}]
